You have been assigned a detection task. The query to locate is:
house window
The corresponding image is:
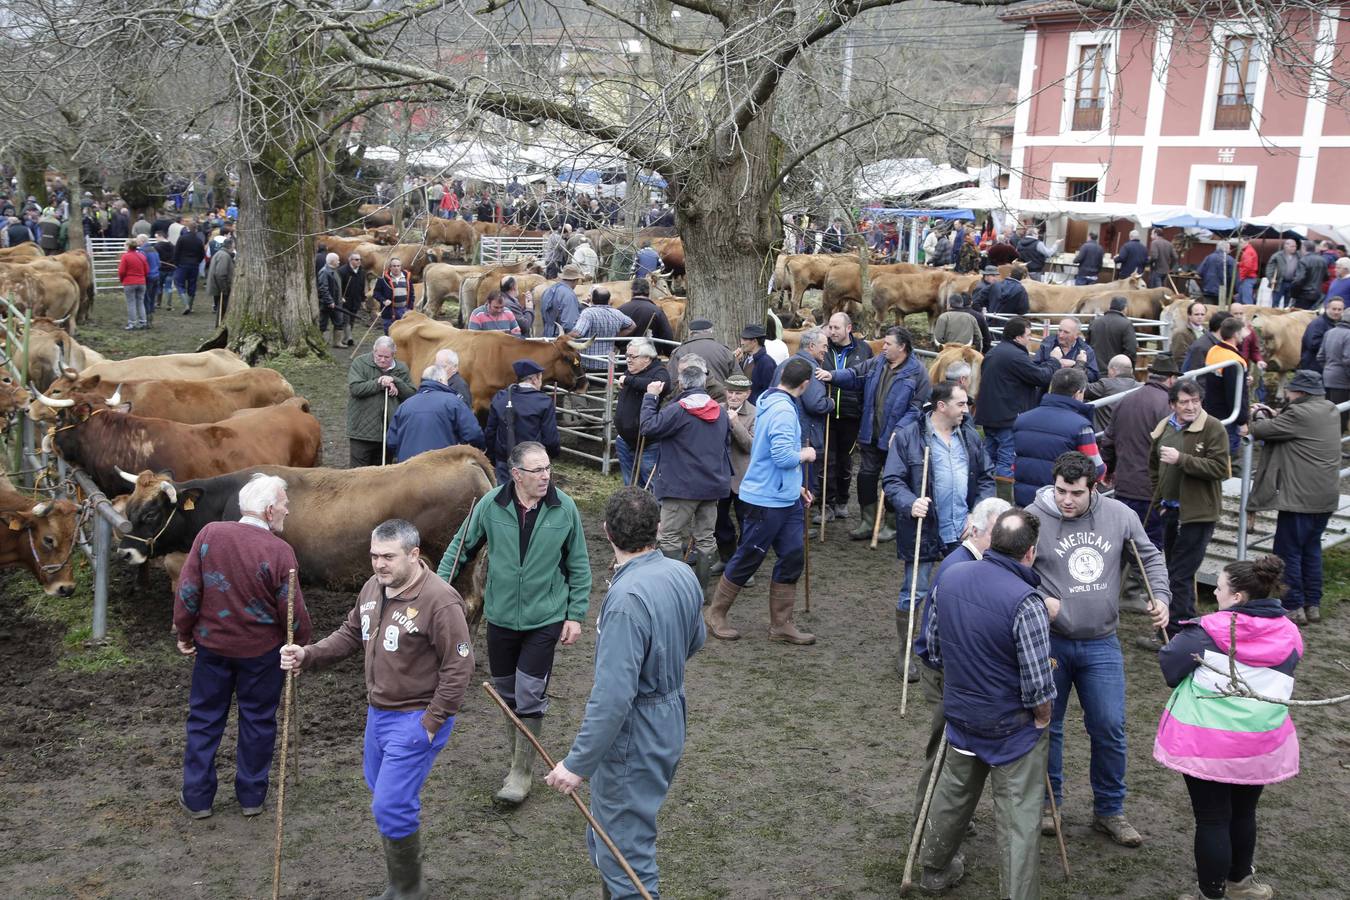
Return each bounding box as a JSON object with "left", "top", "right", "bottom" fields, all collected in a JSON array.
[
  {"left": 1066, "top": 178, "right": 1099, "bottom": 202},
  {"left": 1215, "top": 35, "right": 1257, "bottom": 130},
  {"left": 1072, "top": 44, "right": 1106, "bottom": 131},
  {"left": 1205, "top": 180, "right": 1246, "bottom": 218}
]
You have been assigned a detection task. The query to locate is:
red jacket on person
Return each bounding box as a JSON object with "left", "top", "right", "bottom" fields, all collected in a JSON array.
[
  {"left": 117, "top": 249, "right": 148, "bottom": 285},
  {"left": 1238, "top": 243, "right": 1259, "bottom": 281}
]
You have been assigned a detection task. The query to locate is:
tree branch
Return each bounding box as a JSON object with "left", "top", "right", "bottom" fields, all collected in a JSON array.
[
  {"left": 575, "top": 0, "right": 707, "bottom": 55},
  {"left": 764, "top": 109, "right": 936, "bottom": 200}
]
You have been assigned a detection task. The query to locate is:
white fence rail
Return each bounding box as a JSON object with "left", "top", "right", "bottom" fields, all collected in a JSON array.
[
  {"left": 480, "top": 236, "right": 545, "bottom": 265},
  {"left": 86, "top": 237, "right": 128, "bottom": 292}
]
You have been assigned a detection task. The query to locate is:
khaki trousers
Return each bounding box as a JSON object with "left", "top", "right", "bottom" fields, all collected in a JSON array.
[{"left": 656, "top": 498, "right": 718, "bottom": 557}]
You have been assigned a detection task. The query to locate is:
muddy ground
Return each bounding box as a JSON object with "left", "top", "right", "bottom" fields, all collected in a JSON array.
[{"left": 3, "top": 295, "right": 1350, "bottom": 899}]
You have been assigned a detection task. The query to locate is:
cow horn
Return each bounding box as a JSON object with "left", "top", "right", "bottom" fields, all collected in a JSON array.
[
  {"left": 106, "top": 384, "right": 123, "bottom": 407},
  {"left": 51, "top": 315, "right": 70, "bottom": 326},
  {"left": 34, "top": 390, "right": 74, "bottom": 408},
  {"left": 55, "top": 344, "right": 65, "bottom": 370},
  {"left": 31, "top": 501, "right": 51, "bottom": 517},
  {"left": 61, "top": 365, "right": 78, "bottom": 379},
  {"left": 160, "top": 481, "right": 177, "bottom": 505},
  {"left": 116, "top": 466, "right": 139, "bottom": 485},
  {"left": 567, "top": 337, "right": 594, "bottom": 350}
]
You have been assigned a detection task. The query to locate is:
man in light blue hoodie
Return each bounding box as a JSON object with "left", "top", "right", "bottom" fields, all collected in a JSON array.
[{"left": 706, "top": 357, "right": 818, "bottom": 646}]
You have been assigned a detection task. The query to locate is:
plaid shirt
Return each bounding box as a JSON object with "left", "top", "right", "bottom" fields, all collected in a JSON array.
[
  {"left": 572, "top": 305, "right": 634, "bottom": 371},
  {"left": 925, "top": 591, "right": 1056, "bottom": 709}
]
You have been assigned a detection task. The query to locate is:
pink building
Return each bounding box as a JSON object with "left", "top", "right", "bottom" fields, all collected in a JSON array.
[{"left": 1002, "top": 2, "right": 1348, "bottom": 248}]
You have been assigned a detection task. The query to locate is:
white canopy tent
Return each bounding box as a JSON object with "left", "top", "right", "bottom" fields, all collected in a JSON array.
[
  {"left": 855, "top": 158, "right": 978, "bottom": 202},
  {"left": 921, "top": 189, "right": 1232, "bottom": 230},
  {"left": 1245, "top": 202, "right": 1350, "bottom": 247}
]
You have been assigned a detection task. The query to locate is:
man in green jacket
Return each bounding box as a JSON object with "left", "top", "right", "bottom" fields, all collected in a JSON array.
[
  {"left": 348, "top": 335, "right": 416, "bottom": 467},
  {"left": 1249, "top": 369, "right": 1343, "bottom": 624},
  {"left": 1147, "top": 378, "right": 1230, "bottom": 641},
  {"left": 437, "top": 440, "right": 592, "bottom": 805}
]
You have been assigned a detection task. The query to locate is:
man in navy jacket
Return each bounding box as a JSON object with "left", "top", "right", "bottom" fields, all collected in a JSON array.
[{"left": 385, "top": 365, "right": 484, "bottom": 462}]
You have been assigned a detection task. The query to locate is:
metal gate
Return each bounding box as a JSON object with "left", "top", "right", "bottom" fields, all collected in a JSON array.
[
  {"left": 86, "top": 237, "right": 129, "bottom": 292},
  {"left": 479, "top": 236, "right": 545, "bottom": 265}
]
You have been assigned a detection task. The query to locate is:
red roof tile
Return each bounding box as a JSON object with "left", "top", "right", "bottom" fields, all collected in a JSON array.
[{"left": 999, "top": 1, "right": 1101, "bottom": 23}]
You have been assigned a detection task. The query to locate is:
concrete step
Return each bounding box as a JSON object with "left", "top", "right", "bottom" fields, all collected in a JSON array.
[{"left": 1196, "top": 479, "right": 1350, "bottom": 584}]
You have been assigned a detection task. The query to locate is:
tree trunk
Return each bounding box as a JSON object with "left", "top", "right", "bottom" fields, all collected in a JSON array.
[
  {"left": 229, "top": 152, "right": 326, "bottom": 360},
  {"left": 18, "top": 152, "right": 47, "bottom": 204},
  {"left": 675, "top": 113, "right": 780, "bottom": 346}
]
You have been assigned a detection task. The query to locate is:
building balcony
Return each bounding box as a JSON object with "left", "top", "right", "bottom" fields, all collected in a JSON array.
[
  {"left": 1072, "top": 104, "right": 1103, "bottom": 131},
  {"left": 1214, "top": 97, "right": 1253, "bottom": 130}
]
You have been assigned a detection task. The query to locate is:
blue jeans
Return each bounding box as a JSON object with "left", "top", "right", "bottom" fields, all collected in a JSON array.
[
  {"left": 724, "top": 499, "right": 805, "bottom": 586},
  {"left": 1273, "top": 510, "right": 1332, "bottom": 610},
  {"left": 174, "top": 263, "right": 199, "bottom": 303},
  {"left": 1046, "top": 633, "right": 1127, "bottom": 817},
  {"left": 896, "top": 558, "right": 935, "bottom": 612},
  {"left": 123, "top": 284, "right": 146, "bottom": 326},
  {"left": 363, "top": 706, "right": 454, "bottom": 838},
  {"left": 983, "top": 426, "right": 1016, "bottom": 478},
  {"left": 1237, "top": 277, "right": 1256, "bottom": 304},
  {"left": 182, "top": 646, "right": 283, "bottom": 812},
  {"left": 615, "top": 434, "right": 658, "bottom": 488}
]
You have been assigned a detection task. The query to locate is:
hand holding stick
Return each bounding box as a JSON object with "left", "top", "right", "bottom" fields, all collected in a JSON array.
[
  {"left": 900, "top": 446, "right": 931, "bottom": 718},
  {"left": 271, "top": 568, "right": 298, "bottom": 900}
]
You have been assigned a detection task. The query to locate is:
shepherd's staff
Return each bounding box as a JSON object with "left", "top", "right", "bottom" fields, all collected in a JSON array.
[
  {"left": 1045, "top": 771, "right": 1071, "bottom": 878},
  {"left": 801, "top": 435, "right": 812, "bottom": 613},
  {"left": 482, "top": 683, "right": 654, "bottom": 900},
  {"left": 442, "top": 492, "right": 482, "bottom": 583},
  {"left": 380, "top": 392, "right": 390, "bottom": 466},
  {"left": 349, "top": 304, "right": 385, "bottom": 357},
  {"left": 818, "top": 415, "right": 830, "bottom": 543},
  {"left": 1129, "top": 538, "right": 1170, "bottom": 645},
  {"left": 900, "top": 731, "right": 947, "bottom": 894},
  {"left": 900, "top": 446, "right": 931, "bottom": 718},
  {"left": 632, "top": 434, "right": 646, "bottom": 487},
  {"left": 870, "top": 432, "right": 896, "bottom": 549},
  {"left": 271, "top": 568, "right": 299, "bottom": 900}
]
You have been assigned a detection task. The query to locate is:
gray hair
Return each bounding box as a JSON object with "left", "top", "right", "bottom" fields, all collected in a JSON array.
[
  {"left": 1108, "top": 354, "right": 1132, "bottom": 376},
  {"left": 510, "top": 440, "right": 548, "bottom": 471},
  {"left": 1129, "top": 229, "right": 1140, "bottom": 240},
  {"left": 1216, "top": 241, "right": 1231, "bottom": 254},
  {"left": 677, "top": 352, "right": 707, "bottom": 374},
  {"left": 970, "top": 496, "right": 1012, "bottom": 534},
  {"left": 1337, "top": 257, "right": 1350, "bottom": 273},
  {"left": 238, "top": 473, "right": 286, "bottom": 516},
  {"left": 944, "top": 361, "right": 972, "bottom": 382},
  {"left": 627, "top": 338, "right": 657, "bottom": 359},
  {"left": 326, "top": 252, "right": 339, "bottom": 266},
  {"left": 678, "top": 361, "right": 708, "bottom": 391},
  {"left": 371, "top": 518, "right": 420, "bottom": 552},
  {"left": 434, "top": 348, "right": 459, "bottom": 369},
  {"left": 422, "top": 364, "right": 446, "bottom": 382},
  {"left": 800, "top": 327, "right": 826, "bottom": 351},
  {"left": 374, "top": 336, "right": 395, "bottom": 353}
]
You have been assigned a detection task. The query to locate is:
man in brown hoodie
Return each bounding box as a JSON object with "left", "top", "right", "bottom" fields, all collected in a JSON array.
[{"left": 282, "top": 518, "right": 473, "bottom": 900}]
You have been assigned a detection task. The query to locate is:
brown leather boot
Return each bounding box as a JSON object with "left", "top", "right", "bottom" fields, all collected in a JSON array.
[
  {"left": 706, "top": 576, "right": 742, "bottom": 640},
  {"left": 768, "top": 581, "right": 815, "bottom": 645}
]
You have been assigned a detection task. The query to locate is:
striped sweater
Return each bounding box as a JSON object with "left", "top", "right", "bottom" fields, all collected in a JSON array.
[{"left": 1153, "top": 599, "right": 1302, "bottom": 785}]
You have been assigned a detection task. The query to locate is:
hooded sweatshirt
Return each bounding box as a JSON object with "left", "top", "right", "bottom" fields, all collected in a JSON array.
[
  {"left": 639, "top": 388, "right": 731, "bottom": 501},
  {"left": 1026, "top": 485, "right": 1171, "bottom": 640},
  {"left": 739, "top": 388, "right": 804, "bottom": 508}
]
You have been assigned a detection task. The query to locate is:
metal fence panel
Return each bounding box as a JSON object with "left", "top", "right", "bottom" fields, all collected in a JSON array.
[
  {"left": 480, "top": 237, "right": 545, "bottom": 265},
  {"left": 86, "top": 237, "right": 128, "bottom": 291}
]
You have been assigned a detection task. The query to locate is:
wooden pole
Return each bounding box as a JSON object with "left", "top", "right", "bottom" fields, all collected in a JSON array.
[
  {"left": 1045, "top": 771, "right": 1071, "bottom": 878},
  {"left": 900, "top": 731, "right": 947, "bottom": 894},
  {"left": 900, "top": 446, "right": 931, "bottom": 718},
  {"left": 1129, "top": 538, "right": 1170, "bottom": 645},
  {"left": 380, "top": 392, "right": 390, "bottom": 466},
  {"left": 819, "top": 414, "right": 830, "bottom": 543},
  {"left": 271, "top": 568, "right": 298, "bottom": 900},
  {"left": 870, "top": 433, "right": 895, "bottom": 549},
  {"left": 482, "top": 683, "right": 654, "bottom": 900}
]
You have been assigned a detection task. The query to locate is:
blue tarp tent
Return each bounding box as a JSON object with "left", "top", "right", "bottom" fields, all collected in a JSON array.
[
  {"left": 862, "top": 207, "right": 975, "bottom": 221},
  {"left": 1151, "top": 211, "right": 1238, "bottom": 231}
]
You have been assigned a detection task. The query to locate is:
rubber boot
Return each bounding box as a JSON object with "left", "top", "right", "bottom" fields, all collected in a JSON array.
[
  {"left": 369, "top": 830, "right": 428, "bottom": 900},
  {"left": 877, "top": 511, "right": 897, "bottom": 543},
  {"left": 768, "top": 581, "right": 815, "bottom": 645},
  {"left": 706, "top": 576, "right": 742, "bottom": 640},
  {"left": 495, "top": 716, "right": 539, "bottom": 805},
  {"left": 691, "top": 548, "right": 713, "bottom": 592},
  {"left": 850, "top": 504, "right": 877, "bottom": 541},
  {"left": 343, "top": 322, "right": 354, "bottom": 347}
]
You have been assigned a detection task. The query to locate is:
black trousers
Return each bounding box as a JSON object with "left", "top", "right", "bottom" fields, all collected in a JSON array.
[
  {"left": 1161, "top": 508, "right": 1215, "bottom": 633},
  {"left": 487, "top": 621, "right": 564, "bottom": 718},
  {"left": 1183, "top": 775, "right": 1263, "bottom": 899},
  {"left": 349, "top": 438, "right": 386, "bottom": 468},
  {"left": 856, "top": 442, "right": 888, "bottom": 510},
  {"left": 1328, "top": 387, "right": 1350, "bottom": 432},
  {"left": 815, "top": 416, "right": 860, "bottom": 507},
  {"left": 714, "top": 493, "right": 748, "bottom": 561}
]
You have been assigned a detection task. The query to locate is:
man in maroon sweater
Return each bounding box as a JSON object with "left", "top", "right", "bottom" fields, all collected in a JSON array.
[
  {"left": 282, "top": 518, "right": 474, "bottom": 900},
  {"left": 174, "top": 473, "right": 310, "bottom": 819}
]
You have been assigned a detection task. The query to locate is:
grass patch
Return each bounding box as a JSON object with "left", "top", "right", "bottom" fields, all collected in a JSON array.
[
  {"left": 1319, "top": 543, "right": 1350, "bottom": 611},
  {"left": 8, "top": 555, "right": 135, "bottom": 673}
]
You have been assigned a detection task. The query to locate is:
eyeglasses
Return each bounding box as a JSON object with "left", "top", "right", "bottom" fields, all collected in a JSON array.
[{"left": 514, "top": 464, "right": 551, "bottom": 474}]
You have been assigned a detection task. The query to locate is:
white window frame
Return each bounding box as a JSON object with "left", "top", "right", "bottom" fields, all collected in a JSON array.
[
  {"left": 1199, "top": 23, "right": 1270, "bottom": 140},
  {"left": 1187, "top": 164, "right": 1258, "bottom": 218},
  {"left": 1047, "top": 162, "right": 1109, "bottom": 246},
  {"left": 1061, "top": 31, "right": 1116, "bottom": 136}
]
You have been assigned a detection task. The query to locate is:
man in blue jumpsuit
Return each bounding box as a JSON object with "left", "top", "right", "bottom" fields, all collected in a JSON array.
[{"left": 546, "top": 487, "right": 706, "bottom": 899}]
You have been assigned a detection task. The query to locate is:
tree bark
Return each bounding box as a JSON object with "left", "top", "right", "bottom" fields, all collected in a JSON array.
[
  {"left": 674, "top": 112, "right": 780, "bottom": 346},
  {"left": 18, "top": 152, "right": 47, "bottom": 205}
]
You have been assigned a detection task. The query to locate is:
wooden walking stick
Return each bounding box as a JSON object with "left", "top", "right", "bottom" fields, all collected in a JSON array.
[
  {"left": 1044, "top": 771, "right": 1071, "bottom": 878},
  {"left": 380, "top": 392, "right": 390, "bottom": 466},
  {"left": 900, "top": 446, "right": 931, "bottom": 718},
  {"left": 870, "top": 432, "right": 896, "bottom": 549},
  {"left": 632, "top": 434, "right": 645, "bottom": 487},
  {"left": 900, "top": 731, "right": 948, "bottom": 894},
  {"left": 802, "top": 436, "right": 812, "bottom": 613},
  {"left": 482, "top": 683, "right": 654, "bottom": 900},
  {"left": 1129, "top": 538, "right": 1170, "bottom": 645},
  {"left": 819, "top": 415, "right": 830, "bottom": 543},
  {"left": 271, "top": 568, "right": 298, "bottom": 900}
]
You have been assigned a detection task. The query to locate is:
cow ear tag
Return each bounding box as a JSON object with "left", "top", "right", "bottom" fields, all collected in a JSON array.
[
  {"left": 183, "top": 498, "right": 196, "bottom": 510},
  {"left": 8, "top": 519, "right": 20, "bottom": 531}
]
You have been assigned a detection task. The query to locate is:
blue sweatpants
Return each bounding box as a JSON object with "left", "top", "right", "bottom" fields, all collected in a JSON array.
[
  {"left": 363, "top": 706, "right": 454, "bottom": 838},
  {"left": 723, "top": 499, "right": 804, "bottom": 586},
  {"left": 182, "top": 645, "right": 283, "bottom": 812}
]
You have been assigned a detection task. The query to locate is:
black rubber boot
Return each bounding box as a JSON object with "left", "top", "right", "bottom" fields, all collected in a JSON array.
[{"left": 370, "top": 830, "right": 428, "bottom": 900}]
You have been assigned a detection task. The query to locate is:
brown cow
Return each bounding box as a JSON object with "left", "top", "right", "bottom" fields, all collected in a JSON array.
[
  {"left": 928, "top": 344, "right": 984, "bottom": 397},
  {"left": 0, "top": 317, "right": 105, "bottom": 390},
  {"left": 649, "top": 237, "right": 685, "bottom": 278},
  {"left": 1251, "top": 309, "right": 1317, "bottom": 372},
  {"left": 872, "top": 271, "right": 980, "bottom": 328},
  {"left": 0, "top": 265, "right": 81, "bottom": 325},
  {"left": 821, "top": 260, "right": 926, "bottom": 319},
  {"left": 357, "top": 203, "right": 394, "bottom": 228},
  {"left": 113, "top": 447, "right": 493, "bottom": 597},
  {"left": 354, "top": 242, "right": 436, "bottom": 279},
  {"left": 39, "top": 394, "right": 322, "bottom": 496},
  {"left": 0, "top": 243, "right": 44, "bottom": 262},
  {"left": 80, "top": 348, "right": 249, "bottom": 383},
  {"left": 390, "top": 312, "right": 586, "bottom": 415},
  {"left": 0, "top": 490, "right": 80, "bottom": 596},
  {"left": 30, "top": 368, "right": 295, "bottom": 425},
  {"left": 0, "top": 371, "right": 28, "bottom": 423},
  {"left": 1072, "top": 287, "right": 1173, "bottom": 320},
  {"left": 423, "top": 218, "right": 477, "bottom": 260},
  {"left": 776, "top": 253, "right": 856, "bottom": 309},
  {"left": 316, "top": 234, "right": 373, "bottom": 261}
]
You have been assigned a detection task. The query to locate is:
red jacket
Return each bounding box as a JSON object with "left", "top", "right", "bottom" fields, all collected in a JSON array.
[
  {"left": 1238, "top": 243, "right": 1259, "bottom": 280},
  {"left": 118, "top": 249, "right": 148, "bottom": 285}
]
